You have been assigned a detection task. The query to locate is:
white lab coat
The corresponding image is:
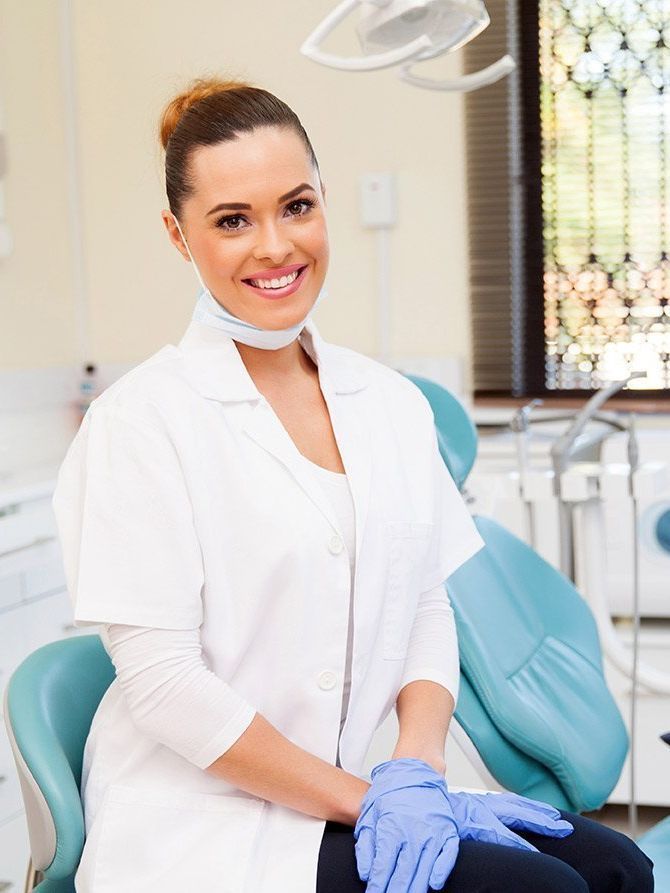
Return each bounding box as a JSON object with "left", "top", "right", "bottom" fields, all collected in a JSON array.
[{"left": 52, "top": 314, "right": 484, "bottom": 893}]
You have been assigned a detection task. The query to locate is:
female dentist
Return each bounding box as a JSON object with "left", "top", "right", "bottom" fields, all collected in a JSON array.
[{"left": 52, "top": 78, "right": 654, "bottom": 892}]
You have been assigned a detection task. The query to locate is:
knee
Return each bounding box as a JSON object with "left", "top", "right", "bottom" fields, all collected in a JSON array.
[
  {"left": 606, "top": 835, "right": 654, "bottom": 893},
  {"left": 483, "top": 856, "right": 590, "bottom": 893},
  {"left": 538, "top": 860, "right": 590, "bottom": 893}
]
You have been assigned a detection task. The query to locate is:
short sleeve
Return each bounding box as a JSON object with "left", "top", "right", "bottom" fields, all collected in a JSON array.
[
  {"left": 52, "top": 404, "right": 204, "bottom": 629},
  {"left": 419, "top": 408, "right": 484, "bottom": 593}
]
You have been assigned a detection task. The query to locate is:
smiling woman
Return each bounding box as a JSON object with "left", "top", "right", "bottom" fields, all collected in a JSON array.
[
  {"left": 159, "top": 79, "right": 330, "bottom": 340},
  {"left": 48, "top": 71, "right": 656, "bottom": 893}
]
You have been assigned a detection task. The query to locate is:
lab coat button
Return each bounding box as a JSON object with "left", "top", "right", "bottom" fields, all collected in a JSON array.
[
  {"left": 328, "top": 535, "right": 344, "bottom": 555},
  {"left": 317, "top": 670, "right": 337, "bottom": 690}
]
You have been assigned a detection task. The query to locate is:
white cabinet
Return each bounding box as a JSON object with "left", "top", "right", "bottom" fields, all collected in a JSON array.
[
  {"left": 0, "top": 607, "right": 29, "bottom": 706},
  {"left": 604, "top": 622, "right": 670, "bottom": 806},
  {"left": 0, "top": 811, "right": 31, "bottom": 892}
]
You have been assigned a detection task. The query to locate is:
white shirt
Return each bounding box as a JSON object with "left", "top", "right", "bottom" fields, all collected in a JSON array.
[
  {"left": 301, "top": 458, "right": 355, "bottom": 767},
  {"left": 52, "top": 314, "right": 484, "bottom": 893}
]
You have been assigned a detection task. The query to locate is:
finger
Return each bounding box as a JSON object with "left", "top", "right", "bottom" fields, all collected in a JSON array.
[
  {"left": 493, "top": 792, "right": 563, "bottom": 821},
  {"left": 355, "top": 825, "right": 376, "bottom": 882},
  {"left": 503, "top": 813, "right": 574, "bottom": 837},
  {"left": 461, "top": 815, "right": 539, "bottom": 852},
  {"left": 365, "top": 830, "right": 401, "bottom": 893},
  {"left": 405, "top": 840, "right": 442, "bottom": 893},
  {"left": 386, "top": 840, "right": 423, "bottom": 893},
  {"left": 487, "top": 797, "right": 574, "bottom": 837},
  {"left": 428, "top": 835, "right": 460, "bottom": 890},
  {"left": 543, "top": 817, "right": 574, "bottom": 837}
]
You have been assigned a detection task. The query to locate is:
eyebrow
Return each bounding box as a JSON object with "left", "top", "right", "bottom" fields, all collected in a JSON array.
[{"left": 206, "top": 183, "right": 316, "bottom": 216}]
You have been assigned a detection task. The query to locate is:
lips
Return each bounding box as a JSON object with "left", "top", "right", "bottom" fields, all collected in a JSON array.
[
  {"left": 244, "top": 262, "right": 307, "bottom": 282},
  {"left": 242, "top": 264, "right": 309, "bottom": 299},
  {"left": 242, "top": 264, "right": 308, "bottom": 287}
]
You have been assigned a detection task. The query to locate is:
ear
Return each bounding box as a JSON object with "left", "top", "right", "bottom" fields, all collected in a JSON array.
[{"left": 161, "top": 210, "right": 191, "bottom": 262}]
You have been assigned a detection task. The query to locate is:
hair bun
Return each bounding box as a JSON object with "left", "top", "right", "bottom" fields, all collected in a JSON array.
[
  {"left": 159, "top": 77, "right": 252, "bottom": 151},
  {"left": 160, "top": 76, "right": 319, "bottom": 219}
]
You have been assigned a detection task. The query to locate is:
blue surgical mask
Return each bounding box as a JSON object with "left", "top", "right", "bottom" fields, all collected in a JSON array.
[{"left": 172, "top": 215, "right": 327, "bottom": 350}]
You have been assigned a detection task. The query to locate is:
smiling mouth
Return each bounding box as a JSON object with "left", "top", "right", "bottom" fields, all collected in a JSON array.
[{"left": 242, "top": 265, "right": 308, "bottom": 290}]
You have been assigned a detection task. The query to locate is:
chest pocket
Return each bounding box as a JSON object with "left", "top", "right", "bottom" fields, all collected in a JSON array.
[{"left": 383, "top": 520, "right": 433, "bottom": 660}]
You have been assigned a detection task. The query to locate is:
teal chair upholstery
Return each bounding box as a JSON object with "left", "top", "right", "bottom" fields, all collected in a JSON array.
[
  {"left": 4, "top": 635, "right": 115, "bottom": 892},
  {"left": 403, "top": 374, "right": 629, "bottom": 813},
  {"left": 450, "top": 517, "right": 627, "bottom": 811},
  {"left": 410, "top": 374, "right": 478, "bottom": 491},
  {"left": 636, "top": 817, "right": 670, "bottom": 891}
]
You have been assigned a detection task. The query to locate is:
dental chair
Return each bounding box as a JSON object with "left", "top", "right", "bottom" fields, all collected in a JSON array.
[
  {"left": 3, "top": 635, "right": 115, "bottom": 892},
  {"left": 403, "top": 373, "right": 667, "bottom": 886}
]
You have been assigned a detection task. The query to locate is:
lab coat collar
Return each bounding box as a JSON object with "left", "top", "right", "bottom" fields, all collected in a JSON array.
[
  {"left": 177, "top": 312, "right": 372, "bottom": 558},
  {"left": 178, "top": 315, "right": 369, "bottom": 403}
]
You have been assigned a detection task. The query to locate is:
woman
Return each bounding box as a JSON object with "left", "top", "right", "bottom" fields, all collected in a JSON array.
[{"left": 53, "top": 78, "right": 654, "bottom": 892}]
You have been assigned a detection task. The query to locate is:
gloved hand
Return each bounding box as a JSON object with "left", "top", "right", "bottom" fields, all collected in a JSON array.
[
  {"left": 354, "top": 758, "right": 460, "bottom": 892},
  {"left": 448, "top": 790, "right": 574, "bottom": 847}
]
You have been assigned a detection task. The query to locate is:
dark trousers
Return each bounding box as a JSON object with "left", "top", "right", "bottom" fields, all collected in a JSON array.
[{"left": 316, "top": 811, "right": 654, "bottom": 892}]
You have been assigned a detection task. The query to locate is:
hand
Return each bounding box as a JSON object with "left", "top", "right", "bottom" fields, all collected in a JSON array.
[
  {"left": 354, "top": 758, "right": 460, "bottom": 892},
  {"left": 448, "top": 790, "right": 574, "bottom": 849}
]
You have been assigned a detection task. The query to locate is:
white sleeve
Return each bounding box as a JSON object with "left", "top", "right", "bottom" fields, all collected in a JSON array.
[
  {"left": 418, "top": 403, "right": 484, "bottom": 594},
  {"left": 397, "top": 583, "right": 460, "bottom": 703},
  {"left": 53, "top": 404, "right": 204, "bottom": 629},
  {"left": 102, "top": 623, "right": 257, "bottom": 769}
]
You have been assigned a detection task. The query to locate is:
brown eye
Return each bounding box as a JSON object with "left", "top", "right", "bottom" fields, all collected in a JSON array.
[
  {"left": 286, "top": 198, "right": 315, "bottom": 216},
  {"left": 215, "top": 215, "right": 247, "bottom": 231}
]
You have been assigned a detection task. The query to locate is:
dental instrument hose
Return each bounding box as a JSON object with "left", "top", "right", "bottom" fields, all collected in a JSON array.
[
  {"left": 510, "top": 399, "right": 543, "bottom": 550},
  {"left": 550, "top": 371, "right": 646, "bottom": 580},
  {"left": 627, "top": 411, "right": 640, "bottom": 839}
]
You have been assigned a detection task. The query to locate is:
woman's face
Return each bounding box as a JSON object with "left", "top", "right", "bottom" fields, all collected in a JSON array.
[{"left": 162, "top": 126, "right": 329, "bottom": 331}]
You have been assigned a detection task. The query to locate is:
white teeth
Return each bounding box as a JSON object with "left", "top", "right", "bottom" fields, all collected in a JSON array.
[{"left": 250, "top": 269, "right": 300, "bottom": 289}]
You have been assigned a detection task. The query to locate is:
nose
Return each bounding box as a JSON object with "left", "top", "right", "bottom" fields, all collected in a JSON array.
[{"left": 252, "top": 220, "right": 295, "bottom": 264}]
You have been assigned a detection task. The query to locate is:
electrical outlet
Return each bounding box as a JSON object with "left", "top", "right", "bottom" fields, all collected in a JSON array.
[{"left": 359, "top": 172, "right": 396, "bottom": 229}]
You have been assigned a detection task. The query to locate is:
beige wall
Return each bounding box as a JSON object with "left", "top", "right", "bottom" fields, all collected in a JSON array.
[{"left": 1, "top": 0, "right": 473, "bottom": 387}]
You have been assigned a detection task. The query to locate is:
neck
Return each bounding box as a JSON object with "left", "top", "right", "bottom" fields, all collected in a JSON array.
[{"left": 234, "top": 337, "right": 316, "bottom": 383}]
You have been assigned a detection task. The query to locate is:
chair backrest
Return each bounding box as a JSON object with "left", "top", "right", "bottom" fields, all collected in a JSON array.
[
  {"left": 403, "top": 374, "right": 629, "bottom": 812},
  {"left": 403, "top": 374, "right": 478, "bottom": 491},
  {"left": 449, "top": 516, "right": 628, "bottom": 811},
  {"left": 4, "top": 635, "right": 115, "bottom": 882}
]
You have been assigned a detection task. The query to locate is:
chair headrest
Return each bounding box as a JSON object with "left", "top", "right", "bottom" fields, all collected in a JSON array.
[{"left": 402, "top": 374, "right": 478, "bottom": 491}]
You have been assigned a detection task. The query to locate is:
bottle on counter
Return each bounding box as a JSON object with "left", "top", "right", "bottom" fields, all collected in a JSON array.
[{"left": 77, "top": 363, "right": 98, "bottom": 426}]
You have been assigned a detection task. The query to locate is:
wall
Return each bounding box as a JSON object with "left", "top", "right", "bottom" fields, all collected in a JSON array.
[{"left": 0, "top": 0, "right": 473, "bottom": 390}]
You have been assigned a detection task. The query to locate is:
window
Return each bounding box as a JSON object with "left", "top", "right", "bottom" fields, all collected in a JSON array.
[{"left": 465, "top": 0, "right": 670, "bottom": 398}]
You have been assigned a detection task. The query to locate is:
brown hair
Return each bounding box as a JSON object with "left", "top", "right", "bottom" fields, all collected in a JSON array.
[{"left": 159, "top": 77, "right": 320, "bottom": 220}]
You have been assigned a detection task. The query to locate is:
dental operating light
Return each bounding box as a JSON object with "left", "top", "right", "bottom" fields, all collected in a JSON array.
[{"left": 300, "top": 0, "right": 515, "bottom": 92}]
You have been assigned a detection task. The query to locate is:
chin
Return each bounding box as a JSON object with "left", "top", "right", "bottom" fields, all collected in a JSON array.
[{"left": 254, "top": 300, "right": 316, "bottom": 330}]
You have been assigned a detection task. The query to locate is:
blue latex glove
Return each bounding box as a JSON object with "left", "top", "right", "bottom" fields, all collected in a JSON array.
[
  {"left": 354, "top": 758, "right": 460, "bottom": 892},
  {"left": 448, "top": 790, "right": 574, "bottom": 846}
]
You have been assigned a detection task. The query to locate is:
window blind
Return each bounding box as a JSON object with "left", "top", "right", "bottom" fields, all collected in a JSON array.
[{"left": 463, "top": 0, "right": 520, "bottom": 395}]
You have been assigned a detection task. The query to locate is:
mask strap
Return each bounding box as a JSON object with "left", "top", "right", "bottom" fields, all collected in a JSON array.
[{"left": 171, "top": 214, "right": 209, "bottom": 294}]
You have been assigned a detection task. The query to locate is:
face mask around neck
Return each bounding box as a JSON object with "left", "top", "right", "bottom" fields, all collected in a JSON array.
[{"left": 171, "top": 214, "right": 327, "bottom": 350}]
